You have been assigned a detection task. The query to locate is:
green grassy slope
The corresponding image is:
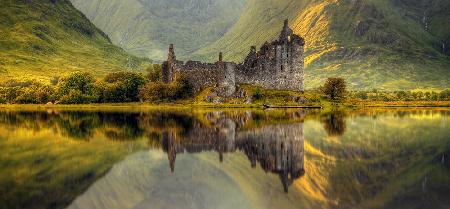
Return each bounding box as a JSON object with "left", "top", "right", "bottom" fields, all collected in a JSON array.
[
  {"left": 70, "top": 0, "right": 246, "bottom": 61},
  {"left": 0, "top": 0, "right": 148, "bottom": 84},
  {"left": 192, "top": 0, "right": 450, "bottom": 90}
]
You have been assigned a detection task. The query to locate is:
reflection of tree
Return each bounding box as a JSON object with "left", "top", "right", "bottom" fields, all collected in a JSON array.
[
  {"left": 0, "top": 110, "right": 307, "bottom": 192},
  {"left": 0, "top": 111, "right": 145, "bottom": 141},
  {"left": 322, "top": 111, "right": 347, "bottom": 136}
]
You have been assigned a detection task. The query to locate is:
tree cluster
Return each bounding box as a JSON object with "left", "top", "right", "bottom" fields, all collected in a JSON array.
[
  {"left": 348, "top": 89, "right": 450, "bottom": 101},
  {"left": 0, "top": 65, "right": 193, "bottom": 104}
]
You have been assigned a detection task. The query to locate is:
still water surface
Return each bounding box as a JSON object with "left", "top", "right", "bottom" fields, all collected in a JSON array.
[{"left": 0, "top": 108, "right": 449, "bottom": 209}]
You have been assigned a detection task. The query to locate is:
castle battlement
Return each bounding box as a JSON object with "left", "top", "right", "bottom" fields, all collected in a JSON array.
[{"left": 162, "top": 19, "right": 305, "bottom": 96}]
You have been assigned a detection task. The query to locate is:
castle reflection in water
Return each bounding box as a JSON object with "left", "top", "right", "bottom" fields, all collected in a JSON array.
[{"left": 160, "top": 112, "right": 306, "bottom": 192}]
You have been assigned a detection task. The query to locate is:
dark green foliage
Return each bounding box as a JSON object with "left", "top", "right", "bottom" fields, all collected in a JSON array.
[
  {"left": 0, "top": 84, "right": 55, "bottom": 104},
  {"left": 101, "top": 71, "right": 146, "bottom": 102},
  {"left": 348, "top": 89, "right": 450, "bottom": 101},
  {"left": 322, "top": 78, "right": 347, "bottom": 101},
  {"left": 139, "top": 75, "right": 193, "bottom": 102},
  {"left": 139, "top": 83, "right": 175, "bottom": 102},
  {"left": 174, "top": 75, "right": 194, "bottom": 99},
  {"left": 56, "top": 72, "right": 98, "bottom": 104},
  {"left": 59, "top": 90, "right": 97, "bottom": 104},
  {"left": 252, "top": 88, "right": 264, "bottom": 100}
]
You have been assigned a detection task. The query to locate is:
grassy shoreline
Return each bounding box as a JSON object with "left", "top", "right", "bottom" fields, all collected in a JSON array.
[{"left": 0, "top": 101, "right": 449, "bottom": 111}]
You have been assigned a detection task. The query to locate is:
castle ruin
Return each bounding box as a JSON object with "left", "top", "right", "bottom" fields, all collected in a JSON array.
[{"left": 162, "top": 20, "right": 305, "bottom": 96}]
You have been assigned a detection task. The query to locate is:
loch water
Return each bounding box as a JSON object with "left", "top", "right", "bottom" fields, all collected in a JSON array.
[{"left": 0, "top": 108, "right": 449, "bottom": 209}]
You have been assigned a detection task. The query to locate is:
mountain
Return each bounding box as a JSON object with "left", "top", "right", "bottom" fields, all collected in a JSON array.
[
  {"left": 70, "top": 0, "right": 246, "bottom": 61},
  {"left": 192, "top": 0, "right": 450, "bottom": 90},
  {"left": 0, "top": 0, "right": 147, "bottom": 84}
]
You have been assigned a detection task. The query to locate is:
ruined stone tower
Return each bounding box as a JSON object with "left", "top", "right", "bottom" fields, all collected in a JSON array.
[
  {"left": 162, "top": 44, "right": 176, "bottom": 83},
  {"left": 161, "top": 19, "right": 305, "bottom": 94},
  {"left": 237, "top": 19, "right": 305, "bottom": 91}
]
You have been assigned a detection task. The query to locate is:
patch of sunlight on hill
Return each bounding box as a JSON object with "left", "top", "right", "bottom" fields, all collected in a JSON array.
[{"left": 192, "top": 0, "right": 450, "bottom": 90}]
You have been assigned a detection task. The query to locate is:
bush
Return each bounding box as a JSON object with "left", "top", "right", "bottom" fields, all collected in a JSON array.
[
  {"left": 173, "top": 75, "right": 193, "bottom": 99},
  {"left": 96, "top": 81, "right": 127, "bottom": 103},
  {"left": 253, "top": 88, "right": 264, "bottom": 100},
  {"left": 103, "top": 71, "right": 147, "bottom": 102},
  {"left": 355, "top": 91, "right": 368, "bottom": 100},
  {"left": 56, "top": 72, "right": 98, "bottom": 103},
  {"left": 322, "top": 78, "right": 347, "bottom": 101},
  {"left": 139, "top": 75, "right": 193, "bottom": 102},
  {"left": 0, "top": 84, "right": 55, "bottom": 104},
  {"left": 15, "top": 88, "right": 38, "bottom": 104},
  {"left": 59, "top": 89, "right": 97, "bottom": 104},
  {"left": 439, "top": 89, "right": 450, "bottom": 100}
]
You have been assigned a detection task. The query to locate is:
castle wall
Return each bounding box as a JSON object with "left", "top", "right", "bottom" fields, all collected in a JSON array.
[
  {"left": 162, "top": 19, "right": 304, "bottom": 96},
  {"left": 171, "top": 61, "right": 230, "bottom": 93}
]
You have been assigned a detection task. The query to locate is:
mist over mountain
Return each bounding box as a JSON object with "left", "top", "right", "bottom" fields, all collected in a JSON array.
[{"left": 70, "top": 0, "right": 246, "bottom": 61}]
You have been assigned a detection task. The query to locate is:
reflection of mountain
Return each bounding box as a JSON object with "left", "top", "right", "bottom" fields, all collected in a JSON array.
[
  {"left": 161, "top": 114, "right": 305, "bottom": 193},
  {"left": 1, "top": 109, "right": 450, "bottom": 209}
]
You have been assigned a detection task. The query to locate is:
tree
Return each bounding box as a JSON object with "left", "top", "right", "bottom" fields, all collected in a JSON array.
[{"left": 322, "top": 78, "right": 347, "bottom": 100}]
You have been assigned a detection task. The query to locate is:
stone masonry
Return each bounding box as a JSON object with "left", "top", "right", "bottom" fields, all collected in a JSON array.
[{"left": 162, "top": 19, "right": 305, "bottom": 96}]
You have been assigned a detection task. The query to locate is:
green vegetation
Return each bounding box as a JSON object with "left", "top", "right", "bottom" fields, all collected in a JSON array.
[
  {"left": 0, "top": 0, "right": 149, "bottom": 84},
  {"left": 139, "top": 75, "right": 194, "bottom": 102},
  {"left": 0, "top": 70, "right": 193, "bottom": 104},
  {"left": 70, "top": 0, "right": 246, "bottom": 61},
  {"left": 347, "top": 89, "right": 450, "bottom": 102},
  {"left": 191, "top": 0, "right": 450, "bottom": 90}
]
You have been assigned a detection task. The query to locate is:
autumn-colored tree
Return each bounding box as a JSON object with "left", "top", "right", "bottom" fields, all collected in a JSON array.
[{"left": 322, "top": 77, "right": 347, "bottom": 100}]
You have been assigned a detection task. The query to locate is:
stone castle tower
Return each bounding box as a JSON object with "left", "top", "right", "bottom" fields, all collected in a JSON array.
[{"left": 162, "top": 19, "right": 305, "bottom": 94}]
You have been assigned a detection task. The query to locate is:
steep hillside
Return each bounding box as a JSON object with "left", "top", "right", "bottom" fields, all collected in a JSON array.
[
  {"left": 0, "top": 0, "right": 147, "bottom": 84},
  {"left": 192, "top": 0, "right": 450, "bottom": 90},
  {"left": 70, "top": 0, "right": 246, "bottom": 61}
]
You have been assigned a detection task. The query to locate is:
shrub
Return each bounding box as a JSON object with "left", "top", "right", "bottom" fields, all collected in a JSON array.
[
  {"left": 59, "top": 89, "right": 97, "bottom": 104},
  {"left": 0, "top": 89, "right": 6, "bottom": 104},
  {"left": 15, "top": 88, "right": 38, "bottom": 104},
  {"left": 439, "top": 89, "right": 450, "bottom": 100},
  {"left": 253, "top": 88, "right": 264, "bottom": 100},
  {"left": 103, "top": 71, "right": 147, "bottom": 102},
  {"left": 173, "top": 75, "right": 193, "bottom": 99},
  {"left": 98, "top": 82, "right": 127, "bottom": 103},
  {"left": 322, "top": 78, "right": 347, "bottom": 101},
  {"left": 139, "top": 75, "right": 193, "bottom": 102},
  {"left": 56, "top": 72, "right": 98, "bottom": 103},
  {"left": 139, "top": 82, "right": 175, "bottom": 102},
  {"left": 355, "top": 91, "right": 368, "bottom": 100}
]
